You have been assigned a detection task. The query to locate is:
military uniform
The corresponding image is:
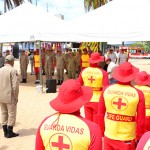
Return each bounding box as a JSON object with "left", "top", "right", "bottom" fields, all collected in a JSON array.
[
  {"left": 67, "top": 52, "right": 77, "bottom": 79},
  {"left": 45, "top": 50, "right": 56, "bottom": 80},
  {"left": 56, "top": 51, "right": 66, "bottom": 85},
  {"left": 20, "top": 51, "right": 29, "bottom": 83},
  {"left": 0, "top": 55, "right": 19, "bottom": 138}
]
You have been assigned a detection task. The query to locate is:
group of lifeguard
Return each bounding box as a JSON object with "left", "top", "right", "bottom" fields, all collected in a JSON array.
[{"left": 35, "top": 47, "right": 150, "bottom": 150}]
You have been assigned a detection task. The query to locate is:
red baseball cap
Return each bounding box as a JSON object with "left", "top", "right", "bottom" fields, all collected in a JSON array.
[
  {"left": 89, "top": 52, "right": 104, "bottom": 64},
  {"left": 112, "top": 62, "right": 139, "bottom": 82},
  {"left": 50, "top": 79, "right": 93, "bottom": 113},
  {"left": 135, "top": 71, "right": 150, "bottom": 85},
  {"left": 105, "top": 58, "right": 111, "bottom": 62}
]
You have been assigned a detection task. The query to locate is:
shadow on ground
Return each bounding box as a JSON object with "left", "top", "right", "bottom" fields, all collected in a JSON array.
[{"left": 18, "top": 128, "right": 37, "bottom": 137}]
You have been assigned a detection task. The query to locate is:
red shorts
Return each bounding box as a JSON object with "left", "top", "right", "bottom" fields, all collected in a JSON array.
[
  {"left": 104, "top": 136, "right": 135, "bottom": 150},
  {"left": 34, "top": 67, "right": 39, "bottom": 74}
]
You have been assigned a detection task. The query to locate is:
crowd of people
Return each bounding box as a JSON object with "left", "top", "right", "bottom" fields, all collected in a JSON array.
[{"left": 0, "top": 47, "right": 150, "bottom": 150}]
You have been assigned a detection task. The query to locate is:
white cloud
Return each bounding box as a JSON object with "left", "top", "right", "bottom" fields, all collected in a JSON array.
[{"left": 37, "top": 0, "right": 85, "bottom": 20}]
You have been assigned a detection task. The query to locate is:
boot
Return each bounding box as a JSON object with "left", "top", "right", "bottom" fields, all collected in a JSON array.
[
  {"left": 2, "top": 125, "right": 7, "bottom": 137},
  {"left": 7, "top": 126, "right": 19, "bottom": 138},
  {"left": 23, "top": 79, "right": 27, "bottom": 83},
  {"left": 20, "top": 79, "right": 24, "bottom": 83},
  {"left": 57, "top": 80, "right": 60, "bottom": 85},
  {"left": 60, "top": 80, "right": 63, "bottom": 85}
]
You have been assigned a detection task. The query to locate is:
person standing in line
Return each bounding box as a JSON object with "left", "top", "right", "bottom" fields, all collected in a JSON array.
[
  {"left": 5, "top": 50, "right": 10, "bottom": 58},
  {"left": 134, "top": 71, "right": 150, "bottom": 132},
  {"left": 45, "top": 49, "right": 56, "bottom": 80},
  {"left": 67, "top": 49, "right": 77, "bottom": 79},
  {"left": 56, "top": 50, "right": 66, "bottom": 85},
  {"left": 105, "top": 58, "right": 117, "bottom": 84},
  {"left": 75, "top": 49, "right": 82, "bottom": 76},
  {"left": 78, "top": 52, "right": 109, "bottom": 124},
  {"left": 81, "top": 48, "right": 90, "bottom": 70},
  {"left": 34, "top": 49, "right": 40, "bottom": 84},
  {"left": 35, "top": 79, "right": 102, "bottom": 150},
  {"left": 118, "top": 49, "right": 129, "bottom": 65},
  {"left": 20, "top": 50, "right": 29, "bottom": 83},
  {"left": 41, "top": 48, "right": 46, "bottom": 75},
  {"left": 98, "top": 62, "right": 145, "bottom": 150},
  {"left": 107, "top": 48, "right": 117, "bottom": 64},
  {"left": 0, "top": 51, "right": 5, "bottom": 68},
  {"left": 29, "top": 51, "right": 34, "bottom": 75},
  {"left": 0, "top": 55, "right": 19, "bottom": 138}
]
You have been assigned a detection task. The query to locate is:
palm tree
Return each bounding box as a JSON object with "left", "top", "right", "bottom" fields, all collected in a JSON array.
[
  {"left": 4, "top": 0, "right": 32, "bottom": 12},
  {"left": 84, "top": 0, "right": 107, "bottom": 12}
]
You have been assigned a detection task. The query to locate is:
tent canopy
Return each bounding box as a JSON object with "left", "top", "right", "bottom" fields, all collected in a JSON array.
[
  {"left": 1, "top": 0, "right": 150, "bottom": 42},
  {"left": 65, "top": 0, "right": 150, "bottom": 42},
  {"left": 0, "top": 2, "right": 67, "bottom": 42}
]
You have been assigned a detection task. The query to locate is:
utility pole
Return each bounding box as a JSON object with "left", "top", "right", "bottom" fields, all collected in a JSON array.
[
  {"left": 46, "top": 3, "right": 48, "bottom": 12},
  {"left": 36, "top": 0, "right": 38, "bottom": 6},
  {"left": 4, "top": 0, "right": 7, "bottom": 13}
]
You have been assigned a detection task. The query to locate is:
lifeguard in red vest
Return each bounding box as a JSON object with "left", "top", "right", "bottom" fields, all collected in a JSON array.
[
  {"left": 35, "top": 79, "right": 102, "bottom": 150},
  {"left": 81, "top": 48, "right": 90, "bottom": 70},
  {"left": 134, "top": 71, "right": 150, "bottom": 132},
  {"left": 98, "top": 62, "right": 145, "bottom": 150},
  {"left": 78, "top": 52, "right": 109, "bottom": 124},
  {"left": 34, "top": 49, "right": 40, "bottom": 84}
]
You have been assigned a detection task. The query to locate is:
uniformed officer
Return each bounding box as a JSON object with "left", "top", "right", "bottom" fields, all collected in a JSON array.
[
  {"left": 56, "top": 50, "right": 66, "bottom": 85},
  {"left": 78, "top": 52, "right": 109, "bottom": 124},
  {"left": 20, "top": 49, "right": 29, "bottom": 83},
  {"left": 67, "top": 49, "right": 77, "bottom": 79},
  {"left": 35, "top": 79, "right": 102, "bottom": 150},
  {"left": 134, "top": 71, "right": 150, "bottom": 132},
  {"left": 0, "top": 55, "right": 19, "bottom": 138},
  {"left": 75, "top": 50, "right": 81, "bottom": 76},
  {"left": 0, "top": 51, "right": 5, "bottom": 68},
  {"left": 45, "top": 49, "right": 56, "bottom": 80},
  {"left": 98, "top": 62, "right": 145, "bottom": 150}
]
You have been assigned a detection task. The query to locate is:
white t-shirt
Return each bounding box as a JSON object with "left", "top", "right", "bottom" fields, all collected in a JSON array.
[
  {"left": 107, "top": 53, "right": 117, "bottom": 63},
  {"left": 107, "top": 62, "right": 116, "bottom": 79},
  {"left": 118, "top": 53, "right": 128, "bottom": 64}
]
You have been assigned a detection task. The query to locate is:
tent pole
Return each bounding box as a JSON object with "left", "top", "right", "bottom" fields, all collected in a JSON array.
[{"left": 39, "top": 41, "right": 43, "bottom": 92}]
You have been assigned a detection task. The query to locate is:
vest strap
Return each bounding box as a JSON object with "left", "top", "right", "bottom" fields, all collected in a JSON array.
[{"left": 107, "top": 112, "right": 135, "bottom": 122}]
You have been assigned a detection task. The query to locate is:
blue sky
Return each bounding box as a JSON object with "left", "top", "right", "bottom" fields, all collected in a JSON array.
[{"left": 0, "top": 0, "right": 85, "bottom": 20}]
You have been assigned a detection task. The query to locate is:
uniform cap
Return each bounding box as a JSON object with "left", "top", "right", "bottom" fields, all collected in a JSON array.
[{"left": 5, "top": 55, "right": 14, "bottom": 62}]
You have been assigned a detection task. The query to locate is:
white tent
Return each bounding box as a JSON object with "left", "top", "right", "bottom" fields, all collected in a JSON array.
[
  {"left": 65, "top": 0, "right": 150, "bottom": 42},
  {"left": 0, "top": 2, "right": 68, "bottom": 43}
]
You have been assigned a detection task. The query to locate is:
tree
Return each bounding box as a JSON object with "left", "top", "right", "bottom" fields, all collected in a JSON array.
[
  {"left": 84, "top": 0, "right": 107, "bottom": 12},
  {"left": 4, "top": 0, "right": 32, "bottom": 11},
  {"left": 130, "top": 41, "right": 150, "bottom": 52}
]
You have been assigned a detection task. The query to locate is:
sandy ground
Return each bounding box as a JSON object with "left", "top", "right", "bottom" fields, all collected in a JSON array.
[{"left": 0, "top": 58, "right": 150, "bottom": 150}]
